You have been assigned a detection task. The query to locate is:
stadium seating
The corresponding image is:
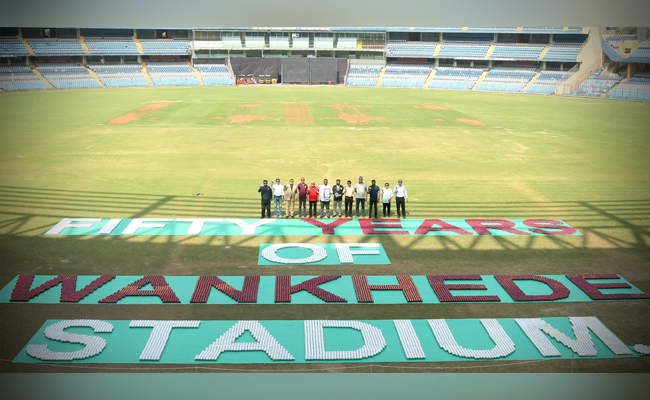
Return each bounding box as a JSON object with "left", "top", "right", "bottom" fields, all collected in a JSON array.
[
  {"left": 426, "top": 67, "right": 485, "bottom": 90},
  {"left": 345, "top": 64, "right": 383, "bottom": 87},
  {"left": 85, "top": 37, "right": 140, "bottom": 55},
  {"left": 146, "top": 61, "right": 201, "bottom": 86},
  {"left": 605, "top": 35, "right": 636, "bottom": 48},
  {"left": 606, "top": 72, "right": 650, "bottom": 101},
  {"left": 571, "top": 67, "right": 623, "bottom": 97},
  {"left": 195, "top": 64, "right": 233, "bottom": 86},
  {"left": 437, "top": 41, "right": 490, "bottom": 58},
  {"left": 523, "top": 70, "right": 572, "bottom": 94},
  {"left": 386, "top": 41, "right": 437, "bottom": 57},
  {"left": 139, "top": 39, "right": 191, "bottom": 55},
  {"left": 36, "top": 62, "right": 103, "bottom": 89},
  {"left": 27, "top": 39, "right": 85, "bottom": 55},
  {"left": 629, "top": 41, "right": 650, "bottom": 58},
  {"left": 0, "top": 65, "right": 50, "bottom": 91},
  {"left": 380, "top": 63, "right": 432, "bottom": 88},
  {"left": 0, "top": 37, "right": 31, "bottom": 56},
  {"left": 490, "top": 44, "right": 545, "bottom": 59},
  {"left": 88, "top": 64, "right": 150, "bottom": 87},
  {"left": 542, "top": 42, "right": 583, "bottom": 61},
  {"left": 336, "top": 37, "right": 357, "bottom": 50},
  {"left": 476, "top": 66, "right": 537, "bottom": 92},
  {"left": 314, "top": 37, "right": 334, "bottom": 49}
]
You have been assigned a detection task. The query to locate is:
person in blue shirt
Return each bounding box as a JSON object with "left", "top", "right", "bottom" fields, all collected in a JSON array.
[{"left": 367, "top": 180, "right": 381, "bottom": 219}]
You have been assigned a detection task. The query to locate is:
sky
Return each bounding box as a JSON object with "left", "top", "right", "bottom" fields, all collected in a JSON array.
[{"left": 0, "top": 0, "right": 648, "bottom": 28}]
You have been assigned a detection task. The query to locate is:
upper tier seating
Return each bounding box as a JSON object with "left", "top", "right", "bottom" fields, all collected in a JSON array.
[
  {"left": 490, "top": 44, "right": 545, "bottom": 59},
  {"left": 606, "top": 71, "right": 650, "bottom": 101},
  {"left": 28, "top": 39, "right": 85, "bottom": 55},
  {"left": 139, "top": 39, "right": 191, "bottom": 55},
  {"left": 380, "top": 63, "right": 432, "bottom": 88},
  {"left": 195, "top": 64, "right": 233, "bottom": 86},
  {"left": 146, "top": 61, "right": 200, "bottom": 86},
  {"left": 571, "top": 67, "right": 623, "bottom": 97},
  {"left": 542, "top": 42, "right": 583, "bottom": 61},
  {"left": 336, "top": 37, "right": 357, "bottom": 50},
  {"left": 437, "top": 41, "right": 490, "bottom": 58},
  {"left": 85, "top": 37, "right": 140, "bottom": 55},
  {"left": 314, "top": 37, "right": 334, "bottom": 49},
  {"left": 345, "top": 64, "right": 383, "bottom": 87},
  {"left": 605, "top": 35, "right": 636, "bottom": 48},
  {"left": 426, "top": 67, "right": 485, "bottom": 90},
  {"left": 476, "top": 66, "right": 537, "bottom": 92},
  {"left": 0, "top": 37, "right": 31, "bottom": 56},
  {"left": 36, "top": 62, "right": 102, "bottom": 89},
  {"left": 523, "top": 70, "right": 572, "bottom": 94},
  {"left": 88, "top": 64, "right": 150, "bottom": 87},
  {"left": 387, "top": 41, "right": 437, "bottom": 57},
  {"left": 630, "top": 41, "right": 650, "bottom": 58},
  {"left": 0, "top": 65, "right": 50, "bottom": 91}
]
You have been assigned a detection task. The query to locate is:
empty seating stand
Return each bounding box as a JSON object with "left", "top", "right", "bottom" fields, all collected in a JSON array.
[
  {"left": 571, "top": 67, "right": 623, "bottom": 97},
  {"left": 146, "top": 61, "right": 200, "bottom": 86},
  {"left": 490, "top": 44, "right": 544, "bottom": 60},
  {"left": 523, "top": 70, "right": 572, "bottom": 94},
  {"left": 605, "top": 35, "right": 636, "bottom": 49},
  {"left": 380, "top": 63, "right": 432, "bottom": 88},
  {"left": 630, "top": 41, "right": 650, "bottom": 58},
  {"left": 195, "top": 64, "right": 233, "bottom": 86},
  {"left": 542, "top": 42, "right": 583, "bottom": 61},
  {"left": 346, "top": 64, "right": 383, "bottom": 87},
  {"left": 438, "top": 41, "right": 490, "bottom": 59},
  {"left": 476, "top": 66, "right": 537, "bottom": 92},
  {"left": 387, "top": 41, "right": 437, "bottom": 57},
  {"left": 139, "top": 39, "right": 190, "bottom": 55},
  {"left": 0, "top": 65, "right": 50, "bottom": 91},
  {"left": 28, "top": 39, "right": 85, "bottom": 55},
  {"left": 426, "top": 67, "right": 485, "bottom": 90},
  {"left": 607, "top": 72, "right": 650, "bottom": 101},
  {"left": 36, "top": 62, "right": 102, "bottom": 89},
  {"left": 89, "top": 64, "right": 150, "bottom": 87},
  {"left": 85, "top": 37, "right": 140, "bottom": 55},
  {"left": 0, "top": 37, "right": 30, "bottom": 56}
]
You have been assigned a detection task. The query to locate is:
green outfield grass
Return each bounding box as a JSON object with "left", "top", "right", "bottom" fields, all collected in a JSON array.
[{"left": 0, "top": 86, "right": 649, "bottom": 372}]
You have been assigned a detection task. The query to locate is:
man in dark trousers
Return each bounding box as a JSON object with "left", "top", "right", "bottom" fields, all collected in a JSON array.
[
  {"left": 394, "top": 179, "right": 409, "bottom": 219},
  {"left": 258, "top": 180, "right": 273, "bottom": 218},
  {"left": 297, "top": 177, "right": 308, "bottom": 218},
  {"left": 332, "top": 179, "right": 344, "bottom": 217},
  {"left": 367, "top": 179, "right": 381, "bottom": 219}
]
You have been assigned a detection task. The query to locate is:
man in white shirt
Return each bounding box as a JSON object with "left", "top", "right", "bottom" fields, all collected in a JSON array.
[
  {"left": 319, "top": 178, "right": 333, "bottom": 218},
  {"left": 394, "top": 179, "right": 408, "bottom": 219},
  {"left": 381, "top": 182, "right": 394, "bottom": 217},
  {"left": 272, "top": 178, "right": 284, "bottom": 218},
  {"left": 354, "top": 176, "right": 368, "bottom": 219}
]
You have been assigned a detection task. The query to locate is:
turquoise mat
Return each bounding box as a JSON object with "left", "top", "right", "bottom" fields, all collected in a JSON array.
[
  {"left": 1, "top": 275, "right": 645, "bottom": 305},
  {"left": 14, "top": 317, "right": 638, "bottom": 364}
]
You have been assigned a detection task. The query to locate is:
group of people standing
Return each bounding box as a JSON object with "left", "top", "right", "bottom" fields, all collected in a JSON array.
[{"left": 258, "top": 176, "right": 409, "bottom": 219}]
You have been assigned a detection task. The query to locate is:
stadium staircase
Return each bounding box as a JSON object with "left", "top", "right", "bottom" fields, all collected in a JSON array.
[
  {"left": 485, "top": 44, "right": 496, "bottom": 58},
  {"left": 79, "top": 36, "right": 91, "bottom": 54},
  {"left": 141, "top": 61, "right": 154, "bottom": 85},
  {"left": 30, "top": 65, "right": 53, "bottom": 88},
  {"left": 433, "top": 43, "right": 441, "bottom": 56},
  {"left": 604, "top": 77, "right": 628, "bottom": 97},
  {"left": 538, "top": 45, "right": 550, "bottom": 59},
  {"left": 186, "top": 60, "right": 204, "bottom": 85},
  {"left": 423, "top": 69, "right": 437, "bottom": 88},
  {"left": 226, "top": 59, "right": 236, "bottom": 83},
  {"left": 81, "top": 62, "right": 105, "bottom": 87},
  {"left": 472, "top": 70, "right": 489, "bottom": 90},
  {"left": 18, "top": 36, "right": 35, "bottom": 55},
  {"left": 375, "top": 68, "right": 386, "bottom": 86},
  {"left": 521, "top": 72, "right": 541, "bottom": 92},
  {"left": 133, "top": 37, "right": 144, "bottom": 54}
]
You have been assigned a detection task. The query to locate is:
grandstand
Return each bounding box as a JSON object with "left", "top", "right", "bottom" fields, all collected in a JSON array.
[
  {"left": 0, "top": 26, "right": 646, "bottom": 101},
  {"left": 606, "top": 71, "right": 650, "bottom": 101}
]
